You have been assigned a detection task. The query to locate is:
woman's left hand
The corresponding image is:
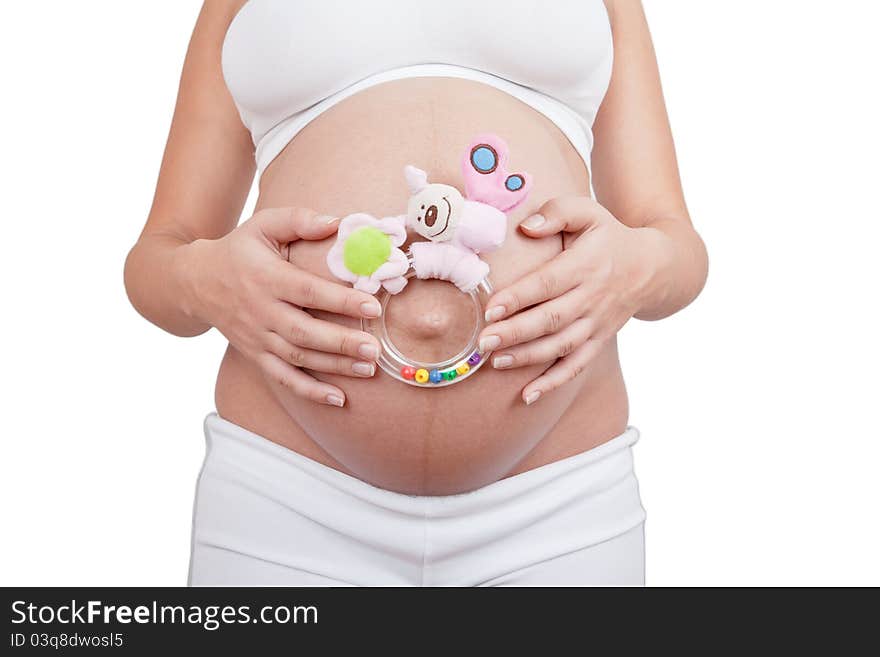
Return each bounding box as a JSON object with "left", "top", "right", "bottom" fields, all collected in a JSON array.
[{"left": 479, "top": 196, "right": 663, "bottom": 405}]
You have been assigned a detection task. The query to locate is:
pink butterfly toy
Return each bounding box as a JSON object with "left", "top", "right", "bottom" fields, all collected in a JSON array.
[
  {"left": 327, "top": 134, "right": 532, "bottom": 294},
  {"left": 405, "top": 133, "right": 531, "bottom": 291}
]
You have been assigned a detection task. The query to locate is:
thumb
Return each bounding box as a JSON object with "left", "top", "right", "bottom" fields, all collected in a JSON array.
[
  {"left": 255, "top": 207, "right": 340, "bottom": 244},
  {"left": 518, "top": 197, "right": 608, "bottom": 237}
]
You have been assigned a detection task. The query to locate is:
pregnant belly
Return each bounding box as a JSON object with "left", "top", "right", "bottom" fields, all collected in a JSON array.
[{"left": 216, "top": 78, "right": 620, "bottom": 494}]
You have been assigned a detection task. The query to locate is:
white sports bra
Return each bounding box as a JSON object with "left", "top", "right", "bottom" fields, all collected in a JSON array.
[{"left": 222, "top": 0, "right": 614, "bottom": 174}]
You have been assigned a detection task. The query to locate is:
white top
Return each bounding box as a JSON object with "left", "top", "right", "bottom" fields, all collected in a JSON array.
[{"left": 221, "top": 0, "right": 614, "bottom": 174}]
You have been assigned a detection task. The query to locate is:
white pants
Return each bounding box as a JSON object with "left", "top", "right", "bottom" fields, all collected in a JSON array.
[{"left": 189, "top": 414, "right": 646, "bottom": 586}]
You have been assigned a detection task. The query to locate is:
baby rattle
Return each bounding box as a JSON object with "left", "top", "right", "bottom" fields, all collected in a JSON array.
[{"left": 326, "top": 134, "right": 532, "bottom": 387}]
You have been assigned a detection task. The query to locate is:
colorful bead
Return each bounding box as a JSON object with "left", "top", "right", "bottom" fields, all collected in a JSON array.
[{"left": 404, "top": 354, "right": 481, "bottom": 384}]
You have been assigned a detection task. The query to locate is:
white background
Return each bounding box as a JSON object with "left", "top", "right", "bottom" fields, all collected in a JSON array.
[{"left": 1, "top": 1, "right": 877, "bottom": 586}]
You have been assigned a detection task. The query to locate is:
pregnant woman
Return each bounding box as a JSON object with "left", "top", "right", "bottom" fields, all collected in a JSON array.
[{"left": 125, "top": 0, "right": 707, "bottom": 586}]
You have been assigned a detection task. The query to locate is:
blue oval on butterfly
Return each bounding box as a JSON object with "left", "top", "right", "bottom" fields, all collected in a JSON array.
[
  {"left": 505, "top": 174, "right": 524, "bottom": 191},
  {"left": 471, "top": 145, "right": 497, "bottom": 173}
]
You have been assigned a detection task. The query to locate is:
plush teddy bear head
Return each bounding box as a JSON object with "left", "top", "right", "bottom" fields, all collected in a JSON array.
[{"left": 404, "top": 165, "right": 465, "bottom": 242}]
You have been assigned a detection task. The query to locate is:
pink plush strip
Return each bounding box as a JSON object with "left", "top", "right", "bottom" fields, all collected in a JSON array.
[{"left": 410, "top": 241, "right": 490, "bottom": 293}]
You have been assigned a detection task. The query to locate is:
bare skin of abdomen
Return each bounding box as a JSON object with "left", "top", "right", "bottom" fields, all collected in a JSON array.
[{"left": 216, "top": 78, "right": 628, "bottom": 495}]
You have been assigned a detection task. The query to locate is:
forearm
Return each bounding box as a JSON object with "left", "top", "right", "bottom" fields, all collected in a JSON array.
[
  {"left": 632, "top": 215, "right": 708, "bottom": 321},
  {"left": 124, "top": 230, "right": 210, "bottom": 337}
]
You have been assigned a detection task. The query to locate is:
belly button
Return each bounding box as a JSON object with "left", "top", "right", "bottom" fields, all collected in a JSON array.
[
  {"left": 385, "top": 280, "right": 473, "bottom": 348},
  {"left": 407, "top": 311, "right": 454, "bottom": 339}
]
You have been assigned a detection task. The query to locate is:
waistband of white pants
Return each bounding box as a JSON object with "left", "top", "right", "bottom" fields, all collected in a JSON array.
[{"left": 202, "top": 412, "right": 643, "bottom": 519}]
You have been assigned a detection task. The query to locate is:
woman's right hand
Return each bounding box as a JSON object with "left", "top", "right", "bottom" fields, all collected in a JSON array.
[{"left": 183, "top": 207, "right": 383, "bottom": 408}]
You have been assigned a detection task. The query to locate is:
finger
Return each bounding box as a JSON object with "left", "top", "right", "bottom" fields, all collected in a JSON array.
[
  {"left": 258, "top": 352, "right": 347, "bottom": 407},
  {"left": 274, "top": 267, "right": 382, "bottom": 318},
  {"left": 255, "top": 206, "right": 340, "bottom": 245},
  {"left": 521, "top": 338, "right": 605, "bottom": 405},
  {"left": 266, "top": 332, "right": 377, "bottom": 379},
  {"left": 484, "top": 257, "right": 579, "bottom": 321},
  {"left": 490, "top": 318, "right": 592, "bottom": 371},
  {"left": 518, "top": 196, "right": 610, "bottom": 238},
  {"left": 479, "top": 290, "right": 583, "bottom": 352},
  {"left": 271, "top": 303, "right": 381, "bottom": 361}
]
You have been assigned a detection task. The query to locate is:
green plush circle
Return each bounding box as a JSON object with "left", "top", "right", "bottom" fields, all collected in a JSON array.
[{"left": 343, "top": 226, "right": 392, "bottom": 276}]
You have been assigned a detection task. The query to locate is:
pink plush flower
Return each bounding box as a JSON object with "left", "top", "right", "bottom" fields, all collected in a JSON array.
[{"left": 326, "top": 213, "right": 409, "bottom": 295}]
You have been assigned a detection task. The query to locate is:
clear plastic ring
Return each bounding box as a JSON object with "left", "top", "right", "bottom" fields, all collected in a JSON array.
[{"left": 361, "top": 252, "right": 493, "bottom": 387}]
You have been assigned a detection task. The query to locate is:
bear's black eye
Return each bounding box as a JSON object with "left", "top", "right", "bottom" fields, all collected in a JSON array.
[{"left": 424, "top": 205, "right": 438, "bottom": 227}]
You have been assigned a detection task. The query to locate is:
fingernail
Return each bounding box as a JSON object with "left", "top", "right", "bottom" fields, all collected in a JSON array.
[
  {"left": 484, "top": 306, "right": 506, "bottom": 323},
  {"left": 521, "top": 214, "right": 546, "bottom": 230},
  {"left": 358, "top": 343, "right": 380, "bottom": 360},
  {"left": 361, "top": 301, "right": 382, "bottom": 318},
  {"left": 320, "top": 215, "right": 341, "bottom": 225},
  {"left": 326, "top": 394, "right": 345, "bottom": 407},
  {"left": 524, "top": 390, "right": 542, "bottom": 405},
  {"left": 479, "top": 335, "right": 501, "bottom": 353},
  {"left": 493, "top": 355, "right": 513, "bottom": 369},
  {"left": 352, "top": 362, "right": 375, "bottom": 376}
]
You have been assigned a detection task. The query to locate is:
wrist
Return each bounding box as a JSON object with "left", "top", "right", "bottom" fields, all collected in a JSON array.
[
  {"left": 630, "top": 225, "right": 675, "bottom": 320},
  {"left": 173, "top": 238, "right": 216, "bottom": 331}
]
